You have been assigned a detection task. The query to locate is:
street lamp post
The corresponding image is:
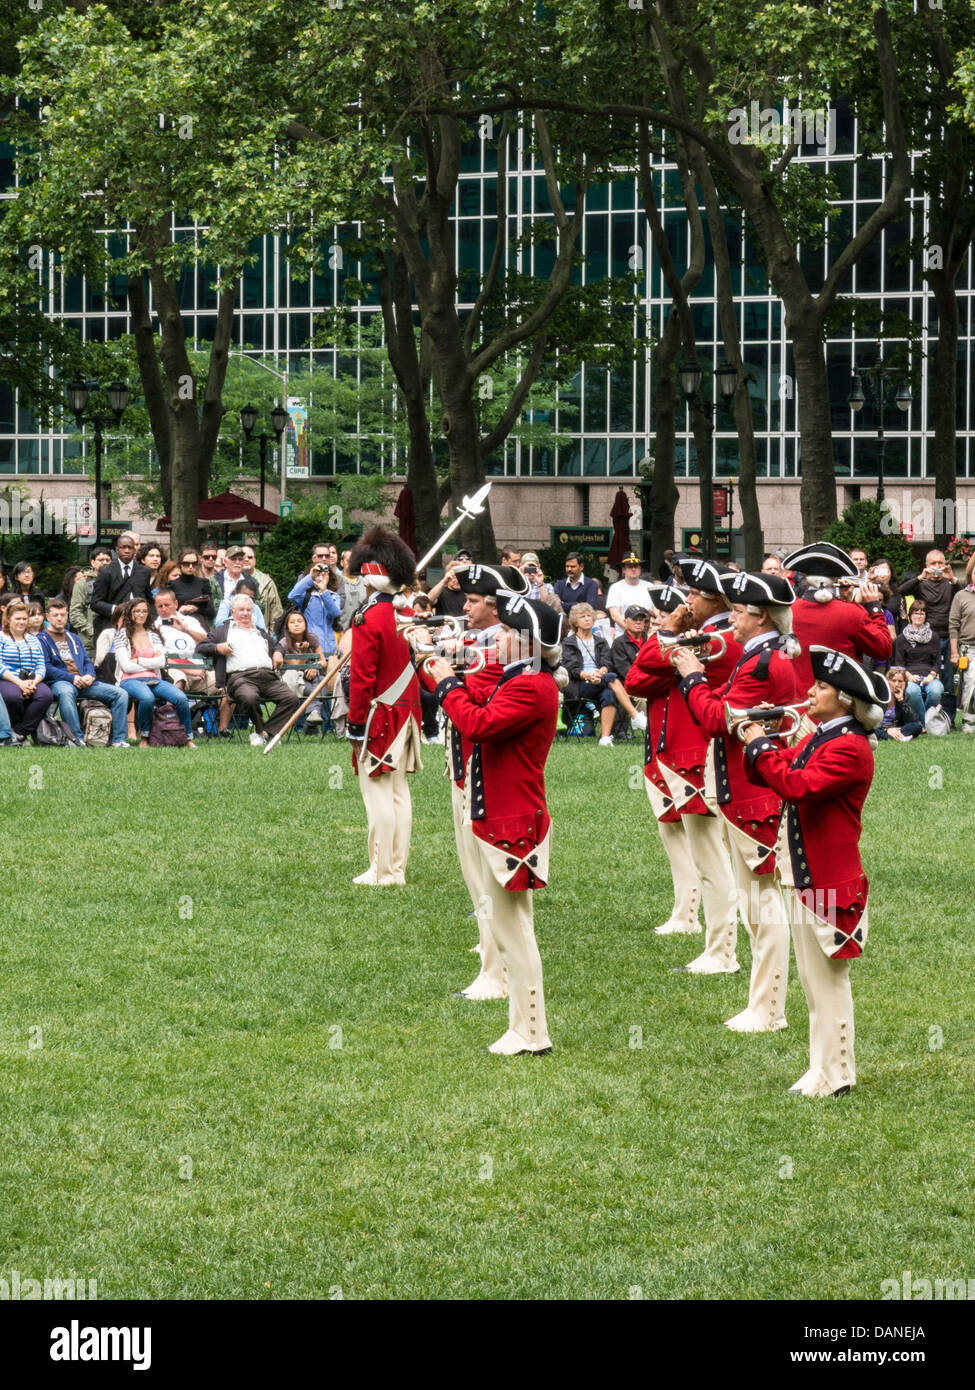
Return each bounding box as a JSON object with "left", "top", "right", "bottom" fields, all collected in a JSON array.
[
  {"left": 66, "top": 379, "right": 131, "bottom": 544},
  {"left": 847, "top": 348, "right": 912, "bottom": 505},
  {"left": 240, "top": 404, "right": 288, "bottom": 511},
  {"left": 678, "top": 359, "right": 739, "bottom": 558}
]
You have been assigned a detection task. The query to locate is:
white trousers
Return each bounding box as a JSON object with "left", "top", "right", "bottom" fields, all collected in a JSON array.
[
  {"left": 451, "top": 780, "right": 506, "bottom": 989},
  {"left": 788, "top": 890, "right": 856, "bottom": 1093},
  {"left": 682, "top": 813, "right": 739, "bottom": 970},
  {"left": 725, "top": 824, "right": 790, "bottom": 1028},
  {"left": 477, "top": 845, "right": 550, "bottom": 1049},
  {"left": 356, "top": 762, "right": 412, "bottom": 882},
  {"left": 655, "top": 817, "right": 701, "bottom": 930}
]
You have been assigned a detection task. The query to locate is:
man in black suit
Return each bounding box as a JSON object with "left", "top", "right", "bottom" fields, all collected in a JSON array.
[{"left": 90, "top": 533, "right": 153, "bottom": 637}]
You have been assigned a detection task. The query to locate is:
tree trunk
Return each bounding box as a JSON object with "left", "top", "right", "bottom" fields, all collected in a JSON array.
[
  {"left": 648, "top": 311, "right": 682, "bottom": 572},
  {"left": 378, "top": 251, "right": 441, "bottom": 561},
  {"left": 404, "top": 388, "right": 441, "bottom": 561},
  {"left": 127, "top": 268, "right": 172, "bottom": 513},
  {"left": 692, "top": 157, "right": 762, "bottom": 567},
  {"left": 438, "top": 366, "right": 497, "bottom": 558},
  {"left": 788, "top": 314, "right": 836, "bottom": 540},
  {"left": 929, "top": 275, "right": 960, "bottom": 550}
]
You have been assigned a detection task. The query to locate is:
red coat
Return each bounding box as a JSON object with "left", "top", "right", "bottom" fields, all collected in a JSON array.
[
  {"left": 680, "top": 636, "right": 798, "bottom": 867},
  {"left": 442, "top": 650, "right": 505, "bottom": 787},
  {"left": 435, "top": 662, "right": 558, "bottom": 891},
  {"left": 791, "top": 595, "right": 892, "bottom": 700},
  {"left": 348, "top": 592, "right": 422, "bottom": 776},
  {"left": 625, "top": 618, "right": 741, "bottom": 819},
  {"left": 744, "top": 718, "right": 874, "bottom": 957}
]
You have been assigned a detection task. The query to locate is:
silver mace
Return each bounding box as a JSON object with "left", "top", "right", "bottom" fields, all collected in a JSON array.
[{"left": 262, "top": 481, "right": 493, "bottom": 753}]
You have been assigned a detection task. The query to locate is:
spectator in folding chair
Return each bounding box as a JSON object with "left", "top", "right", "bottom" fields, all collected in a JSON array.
[
  {"left": 197, "top": 594, "right": 299, "bottom": 747},
  {"left": 273, "top": 610, "right": 327, "bottom": 731},
  {"left": 561, "top": 602, "right": 645, "bottom": 745}
]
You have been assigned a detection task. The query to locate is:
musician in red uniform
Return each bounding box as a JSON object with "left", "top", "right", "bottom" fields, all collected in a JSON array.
[
  {"left": 424, "top": 592, "right": 562, "bottom": 1055},
  {"left": 624, "top": 583, "right": 702, "bottom": 938},
  {"left": 435, "top": 563, "right": 529, "bottom": 1000},
  {"left": 739, "top": 648, "right": 890, "bottom": 1096},
  {"left": 346, "top": 528, "right": 423, "bottom": 886},
  {"left": 629, "top": 562, "right": 744, "bottom": 974},
  {"left": 671, "top": 570, "right": 799, "bottom": 1031},
  {"left": 784, "top": 542, "right": 892, "bottom": 705}
]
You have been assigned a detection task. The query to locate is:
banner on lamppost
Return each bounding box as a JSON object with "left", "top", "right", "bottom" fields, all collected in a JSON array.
[
  {"left": 285, "top": 398, "right": 309, "bottom": 479},
  {"left": 68, "top": 496, "right": 94, "bottom": 538}
]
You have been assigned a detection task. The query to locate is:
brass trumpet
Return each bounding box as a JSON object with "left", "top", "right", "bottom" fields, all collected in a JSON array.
[
  {"left": 724, "top": 701, "right": 810, "bottom": 742},
  {"left": 398, "top": 614, "right": 490, "bottom": 677},
  {"left": 658, "top": 630, "right": 728, "bottom": 665}
]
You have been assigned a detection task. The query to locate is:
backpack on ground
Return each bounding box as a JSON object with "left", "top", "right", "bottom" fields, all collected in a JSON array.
[
  {"left": 34, "top": 716, "right": 71, "bottom": 746},
  {"left": 924, "top": 706, "right": 951, "bottom": 737},
  {"left": 80, "top": 698, "right": 112, "bottom": 747},
  {"left": 149, "top": 702, "right": 188, "bottom": 746}
]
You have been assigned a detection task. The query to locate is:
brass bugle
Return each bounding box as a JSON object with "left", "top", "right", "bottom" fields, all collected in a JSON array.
[
  {"left": 396, "top": 613, "right": 466, "bottom": 639},
  {"left": 658, "top": 630, "right": 727, "bottom": 665},
  {"left": 724, "top": 701, "right": 810, "bottom": 742},
  {"left": 421, "top": 643, "right": 494, "bottom": 678}
]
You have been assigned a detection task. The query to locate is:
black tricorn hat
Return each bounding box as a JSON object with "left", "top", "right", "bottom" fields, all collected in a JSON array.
[
  {"left": 454, "top": 563, "right": 530, "bottom": 597},
  {"left": 810, "top": 646, "right": 890, "bottom": 706},
  {"left": 783, "top": 542, "right": 858, "bottom": 580},
  {"left": 720, "top": 570, "right": 796, "bottom": 607},
  {"left": 495, "top": 591, "right": 563, "bottom": 647},
  {"left": 683, "top": 557, "right": 735, "bottom": 597},
  {"left": 348, "top": 527, "right": 417, "bottom": 592},
  {"left": 650, "top": 582, "right": 689, "bottom": 614}
]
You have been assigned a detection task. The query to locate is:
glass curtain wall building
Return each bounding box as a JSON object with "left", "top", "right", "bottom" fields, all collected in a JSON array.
[{"left": 2, "top": 109, "right": 973, "bottom": 487}]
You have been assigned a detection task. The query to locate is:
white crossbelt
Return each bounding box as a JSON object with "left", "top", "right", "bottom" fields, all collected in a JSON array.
[{"left": 359, "top": 658, "right": 415, "bottom": 754}]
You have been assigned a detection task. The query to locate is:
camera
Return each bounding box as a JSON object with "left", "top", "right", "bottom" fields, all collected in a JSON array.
[
  {"left": 524, "top": 564, "right": 538, "bottom": 575},
  {"left": 312, "top": 563, "right": 329, "bottom": 574}
]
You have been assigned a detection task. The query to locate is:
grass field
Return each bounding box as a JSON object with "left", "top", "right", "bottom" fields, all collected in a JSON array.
[{"left": 1, "top": 733, "right": 972, "bottom": 1301}]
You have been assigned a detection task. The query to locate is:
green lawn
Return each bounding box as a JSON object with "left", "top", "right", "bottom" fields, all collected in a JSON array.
[{"left": 1, "top": 734, "right": 971, "bottom": 1300}]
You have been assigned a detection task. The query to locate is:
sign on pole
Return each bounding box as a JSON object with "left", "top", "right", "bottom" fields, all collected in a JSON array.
[
  {"left": 279, "top": 499, "right": 293, "bottom": 518},
  {"left": 285, "top": 398, "right": 309, "bottom": 479}
]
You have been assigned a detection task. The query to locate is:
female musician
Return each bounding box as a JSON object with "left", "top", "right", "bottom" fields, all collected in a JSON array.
[
  {"left": 425, "top": 592, "right": 562, "bottom": 1054},
  {"left": 739, "top": 649, "right": 889, "bottom": 1096}
]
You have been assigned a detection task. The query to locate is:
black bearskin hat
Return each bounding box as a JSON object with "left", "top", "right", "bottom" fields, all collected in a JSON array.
[{"left": 348, "top": 527, "right": 417, "bottom": 594}]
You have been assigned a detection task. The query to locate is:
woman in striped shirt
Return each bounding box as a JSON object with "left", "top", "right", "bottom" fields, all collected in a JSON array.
[{"left": 0, "top": 601, "right": 54, "bottom": 743}]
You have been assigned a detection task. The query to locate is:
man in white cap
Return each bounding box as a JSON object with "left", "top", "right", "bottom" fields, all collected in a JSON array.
[
  {"left": 424, "top": 592, "right": 563, "bottom": 1055},
  {"left": 738, "top": 649, "right": 889, "bottom": 1096},
  {"left": 672, "top": 570, "right": 800, "bottom": 1031}
]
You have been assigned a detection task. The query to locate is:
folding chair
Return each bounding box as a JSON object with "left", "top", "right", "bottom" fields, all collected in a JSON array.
[
  {"left": 276, "top": 652, "right": 333, "bottom": 741},
  {"left": 164, "top": 654, "right": 231, "bottom": 741}
]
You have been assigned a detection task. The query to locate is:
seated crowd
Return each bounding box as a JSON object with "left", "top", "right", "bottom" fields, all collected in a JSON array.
[{"left": 1, "top": 534, "right": 973, "bottom": 748}]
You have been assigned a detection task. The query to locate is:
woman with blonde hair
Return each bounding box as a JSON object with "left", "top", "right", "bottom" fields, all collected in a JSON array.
[{"left": 561, "top": 601, "right": 645, "bottom": 745}]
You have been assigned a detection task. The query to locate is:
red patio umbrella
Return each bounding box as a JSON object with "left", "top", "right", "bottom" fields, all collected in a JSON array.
[
  {"left": 394, "top": 484, "right": 417, "bottom": 556},
  {"left": 607, "top": 487, "right": 633, "bottom": 568},
  {"left": 156, "top": 490, "right": 280, "bottom": 533}
]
